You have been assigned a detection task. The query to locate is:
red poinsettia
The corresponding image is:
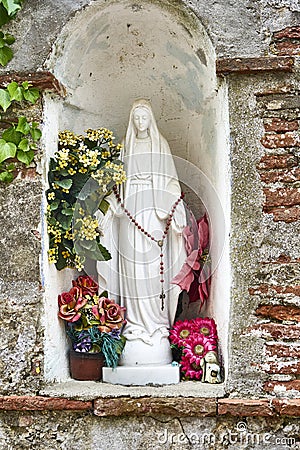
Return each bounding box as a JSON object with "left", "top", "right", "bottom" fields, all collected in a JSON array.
[{"left": 171, "top": 213, "right": 211, "bottom": 310}]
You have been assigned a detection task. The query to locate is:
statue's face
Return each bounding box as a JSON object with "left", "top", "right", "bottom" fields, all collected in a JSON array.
[
  {"left": 133, "top": 107, "right": 151, "bottom": 133},
  {"left": 206, "top": 352, "right": 217, "bottom": 363}
]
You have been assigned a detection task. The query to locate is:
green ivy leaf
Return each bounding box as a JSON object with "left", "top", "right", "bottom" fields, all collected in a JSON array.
[
  {"left": 0, "top": 170, "right": 13, "bottom": 182},
  {"left": 4, "top": 33, "right": 15, "bottom": 45},
  {"left": 0, "top": 88, "right": 11, "bottom": 111},
  {"left": 2, "top": 126, "right": 21, "bottom": 145},
  {"left": 16, "top": 149, "right": 34, "bottom": 165},
  {"left": 23, "top": 87, "right": 40, "bottom": 104},
  {"left": 0, "top": 45, "right": 13, "bottom": 66},
  {"left": 56, "top": 179, "right": 73, "bottom": 189},
  {"left": 7, "top": 81, "right": 23, "bottom": 101},
  {"left": 2, "top": 0, "right": 22, "bottom": 16},
  {"left": 30, "top": 126, "right": 42, "bottom": 141},
  {"left": 16, "top": 116, "right": 30, "bottom": 134},
  {"left": 0, "top": 5, "right": 10, "bottom": 26},
  {"left": 18, "top": 138, "right": 29, "bottom": 151},
  {"left": 0, "top": 37, "right": 5, "bottom": 48},
  {"left": 6, "top": 162, "right": 15, "bottom": 171},
  {"left": 0, "top": 139, "right": 16, "bottom": 162}
]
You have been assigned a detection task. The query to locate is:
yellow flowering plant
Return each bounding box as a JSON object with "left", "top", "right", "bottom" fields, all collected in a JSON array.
[{"left": 46, "top": 128, "right": 126, "bottom": 271}]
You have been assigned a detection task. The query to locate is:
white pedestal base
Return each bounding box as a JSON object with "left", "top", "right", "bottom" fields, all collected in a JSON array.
[
  {"left": 102, "top": 364, "right": 180, "bottom": 386},
  {"left": 119, "top": 333, "right": 172, "bottom": 366}
]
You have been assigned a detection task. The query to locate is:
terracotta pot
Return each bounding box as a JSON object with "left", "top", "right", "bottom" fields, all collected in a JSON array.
[{"left": 69, "top": 350, "right": 105, "bottom": 381}]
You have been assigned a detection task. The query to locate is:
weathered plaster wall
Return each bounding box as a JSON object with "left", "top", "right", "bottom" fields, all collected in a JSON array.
[
  {"left": 0, "top": 410, "right": 299, "bottom": 449},
  {"left": 2, "top": 0, "right": 299, "bottom": 73}
]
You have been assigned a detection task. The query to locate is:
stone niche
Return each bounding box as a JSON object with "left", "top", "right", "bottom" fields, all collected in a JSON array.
[{"left": 42, "top": 0, "right": 231, "bottom": 387}]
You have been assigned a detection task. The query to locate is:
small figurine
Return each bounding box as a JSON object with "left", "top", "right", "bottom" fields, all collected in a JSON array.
[{"left": 200, "top": 351, "right": 222, "bottom": 384}]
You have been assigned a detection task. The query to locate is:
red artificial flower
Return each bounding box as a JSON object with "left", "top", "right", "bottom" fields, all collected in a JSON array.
[
  {"left": 180, "top": 354, "right": 202, "bottom": 380},
  {"left": 183, "top": 334, "right": 217, "bottom": 366},
  {"left": 92, "top": 297, "right": 126, "bottom": 333},
  {"left": 169, "top": 319, "right": 194, "bottom": 347},
  {"left": 171, "top": 213, "right": 211, "bottom": 308},
  {"left": 192, "top": 317, "right": 218, "bottom": 341},
  {"left": 58, "top": 286, "right": 87, "bottom": 322},
  {"left": 72, "top": 275, "right": 99, "bottom": 296},
  {"left": 171, "top": 250, "right": 200, "bottom": 292}
]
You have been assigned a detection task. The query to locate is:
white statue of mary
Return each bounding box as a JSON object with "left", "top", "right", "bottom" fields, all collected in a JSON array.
[{"left": 97, "top": 99, "right": 186, "bottom": 366}]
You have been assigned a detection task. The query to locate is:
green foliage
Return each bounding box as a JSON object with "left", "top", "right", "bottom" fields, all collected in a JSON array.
[
  {"left": 0, "top": 2, "right": 40, "bottom": 182},
  {"left": 0, "top": 31, "right": 14, "bottom": 66},
  {"left": 0, "top": 87, "right": 11, "bottom": 111},
  {"left": 46, "top": 128, "right": 126, "bottom": 271},
  {"left": 1, "top": 0, "right": 23, "bottom": 17},
  {"left": 0, "top": 0, "right": 23, "bottom": 65},
  {"left": 0, "top": 81, "right": 41, "bottom": 182}
]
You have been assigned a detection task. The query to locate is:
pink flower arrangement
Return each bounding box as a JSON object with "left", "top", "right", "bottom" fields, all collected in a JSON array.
[
  {"left": 169, "top": 317, "right": 219, "bottom": 380},
  {"left": 58, "top": 275, "right": 126, "bottom": 333},
  {"left": 57, "top": 275, "right": 126, "bottom": 368}
]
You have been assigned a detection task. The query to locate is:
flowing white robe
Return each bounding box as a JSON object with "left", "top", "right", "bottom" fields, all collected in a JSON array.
[{"left": 97, "top": 100, "right": 186, "bottom": 350}]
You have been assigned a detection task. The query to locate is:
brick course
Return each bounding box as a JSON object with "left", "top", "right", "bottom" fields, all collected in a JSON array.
[
  {"left": 94, "top": 397, "right": 216, "bottom": 417},
  {"left": 257, "top": 154, "right": 298, "bottom": 170},
  {"left": 2, "top": 395, "right": 300, "bottom": 417},
  {"left": 271, "top": 26, "right": 300, "bottom": 57},
  {"left": 261, "top": 132, "right": 300, "bottom": 149},
  {"left": 0, "top": 396, "right": 92, "bottom": 411},
  {"left": 255, "top": 304, "right": 300, "bottom": 322},
  {"left": 263, "top": 118, "right": 299, "bottom": 132}
]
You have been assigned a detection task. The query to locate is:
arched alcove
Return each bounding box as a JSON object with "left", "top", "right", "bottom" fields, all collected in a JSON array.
[{"left": 43, "top": 0, "right": 230, "bottom": 384}]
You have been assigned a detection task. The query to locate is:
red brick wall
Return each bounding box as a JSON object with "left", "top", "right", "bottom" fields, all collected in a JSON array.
[
  {"left": 249, "top": 26, "right": 300, "bottom": 396},
  {"left": 256, "top": 91, "right": 300, "bottom": 223}
]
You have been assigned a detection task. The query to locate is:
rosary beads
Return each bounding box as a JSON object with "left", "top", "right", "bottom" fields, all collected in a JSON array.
[{"left": 112, "top": 185, "right": 185, "bottom": 310}]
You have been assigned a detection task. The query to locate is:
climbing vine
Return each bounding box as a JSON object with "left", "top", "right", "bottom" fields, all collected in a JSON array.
[
  {"left": 0, "top": 0, "right": 24, "bottom": 66},
  {"left": 0, "top": 1, "right": 43, "bottom": 182},
  {"left": 0, "top": 81, "right": 41, "bottom": 182}
]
